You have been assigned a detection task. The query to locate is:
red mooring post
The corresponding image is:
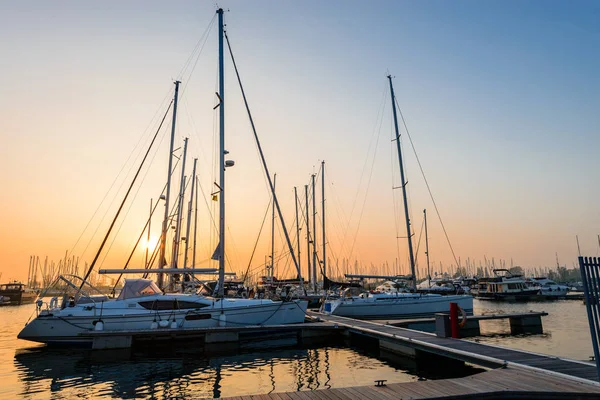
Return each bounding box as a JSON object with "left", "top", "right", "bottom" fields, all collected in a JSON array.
[{"left": 450, "top": 302, "right": 459, "bottom": 338}]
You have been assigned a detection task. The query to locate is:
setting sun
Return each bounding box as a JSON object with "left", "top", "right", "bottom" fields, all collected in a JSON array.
[{"left": 145, "top": 236, "right": 159, "bottom": 253}]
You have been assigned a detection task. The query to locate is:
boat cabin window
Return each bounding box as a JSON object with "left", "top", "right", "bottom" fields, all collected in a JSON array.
[
  {"left": 2, "top": 284, "right": 22, "bottom": 290},
  {"left": 138, "top": 300, "right": 209, "bottom": 310},
  {"left": 508, "top": 283, "right": 519, "bottom": 290}
]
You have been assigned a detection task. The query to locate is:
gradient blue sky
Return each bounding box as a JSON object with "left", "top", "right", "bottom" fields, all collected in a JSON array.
[{"left": 1, "top": 1, "right": 599, "bottom": 281}]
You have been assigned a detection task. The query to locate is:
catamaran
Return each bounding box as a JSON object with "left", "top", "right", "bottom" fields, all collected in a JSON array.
[
  {"left": 18, "top": 9, "right": 307, "bottom": 345},
  {"left": 322, "top": 75, "right": 473, "bottom": 319}
]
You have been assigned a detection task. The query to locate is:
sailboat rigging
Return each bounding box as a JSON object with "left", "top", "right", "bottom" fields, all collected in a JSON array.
[
  {"left": 18, "top": 8, "right": 308, "bottom": 345},
  {"left": 321, "top": 75, "right": 473, "bottom": 319},
  {"left": 388, "top": 75, "right": 417, "bottom": 290},
  {"left": 223, "top": 29, "right": 306, "bottom": 295}
]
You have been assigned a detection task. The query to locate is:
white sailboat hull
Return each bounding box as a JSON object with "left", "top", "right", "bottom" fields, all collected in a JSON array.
[
  {"left": 322, "top": 293, "right": 473, "bottom": 320},
  {"left": 18, "top": 295, "right": 308, "bottom": 345}
]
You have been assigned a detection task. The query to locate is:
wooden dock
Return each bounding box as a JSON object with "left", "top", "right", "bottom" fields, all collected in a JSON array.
[
  {"left": 373, "top": 311, "right": 548, "bottom": 337},
  {"left": 222, "top": 365, "right": 600, "bottom": 399},
  {"left": 81, "top": 321, "right": 343, "bottom": 350},
  {"left": 309, "top": 311, "right": 599, "bottom": 382}
]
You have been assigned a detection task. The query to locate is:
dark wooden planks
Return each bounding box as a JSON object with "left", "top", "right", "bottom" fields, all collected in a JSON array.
[{"left": 221, "top": 366, "right": 600, "bottom": 399}]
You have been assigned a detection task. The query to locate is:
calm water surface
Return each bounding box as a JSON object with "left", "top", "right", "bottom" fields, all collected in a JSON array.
[
  {"left": 0, "top": 298, "right": 593, "bottom": 398},
  {"left": 473, "top": 298, "right": 594, "bottom": 361}
]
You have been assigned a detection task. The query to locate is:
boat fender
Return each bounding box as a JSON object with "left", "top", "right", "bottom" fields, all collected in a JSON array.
[
  {"left": 219, "top": 313, "right": 226, "bottom": 327},
  {"left": 150, "top": 320, "right": 158, "bottom": 329},
  {"left": 49, "top": 297, "right": 58, "bottom": 309},
  {"left": 457, "top": 305, "right": 467, "bottom": 328},
  {"left": 170, "top": 320, "right": 178, "bottom": 329},
  {"left": 159, "top": 320, "right": 169, "bottom": 328},
  {"left": 94, "top": 320, "right": 104, "bottom": 331}
]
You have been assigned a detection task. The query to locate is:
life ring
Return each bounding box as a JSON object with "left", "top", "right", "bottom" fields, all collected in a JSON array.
[
  {"left": 49, "top": 297, "right": 58, "bottom": 309},
  {"left": 457, "top": 305, "right": 467, "bottom": 328}
]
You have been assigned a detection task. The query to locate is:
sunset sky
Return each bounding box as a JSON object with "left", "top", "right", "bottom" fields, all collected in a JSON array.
[{"left": 1, "top": 1, "right": 599, "bottom": 284}]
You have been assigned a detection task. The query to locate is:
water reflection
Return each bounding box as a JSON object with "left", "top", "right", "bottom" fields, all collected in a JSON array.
[
  {"left": 14, "top": 343, "right": 418, "bottom": 399},
  {"left": 473, "top": 299, "right": 593, "bottom": 360}
]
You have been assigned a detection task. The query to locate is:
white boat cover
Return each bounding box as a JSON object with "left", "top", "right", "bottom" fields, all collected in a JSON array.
[{"left": 117, "top": 279, "right": 162, "bottom": 300}]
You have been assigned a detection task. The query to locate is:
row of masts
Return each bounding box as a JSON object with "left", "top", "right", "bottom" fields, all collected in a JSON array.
[
  {"left": 28, "top": 8, "right": 595, "bottom": 293},
  {"left": 35, "top": 14, "right": 411, "bottom": 295},
  {"left": 155, "top": 8, "right": 306, "bottom": 294},
  {"left": 25, "top": 253, "right": 114, "bottom": 289},
  {"left": 265, "top": 161, "right": 328, "bottom": 293},
  {"left": 155, "top": 81, "right": 202, "bottom": 290},
  {"left": 23, "top": 250, "right": 586, "bottom": 291}
]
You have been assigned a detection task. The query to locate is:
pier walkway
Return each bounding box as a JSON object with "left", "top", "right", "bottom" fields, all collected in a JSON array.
[
  {"left": 373, "top": 311, "right": 548, "bottom": 337},
  {"left": 223, "top": 366, "right": 600, "bottom": 399},
  {"left": 308, "top": 311, "right": 598, "bottom": 382},
  {"left": 223, "top": 367, "right": 600, "bottom": 400}
]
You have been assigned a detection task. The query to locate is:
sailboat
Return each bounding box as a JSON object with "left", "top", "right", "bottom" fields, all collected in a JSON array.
[
  {"left": 321, "top": 76, "right": 473, "bottom": 319},
  {"left": 18, "top": 9, "right": 307, "bottom": 345}
]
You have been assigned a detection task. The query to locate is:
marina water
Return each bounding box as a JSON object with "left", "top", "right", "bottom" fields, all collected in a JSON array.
[{"left": 0, "top": 299, "right": 593, "bottom": 399}]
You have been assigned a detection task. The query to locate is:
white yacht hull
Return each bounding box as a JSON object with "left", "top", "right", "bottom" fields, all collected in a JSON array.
[
  {"left": 539, "top": 287, "right": 569, "bottom": 297},
  {"left": 18, "top": 296, "right": 308, "bottom": 345},
  {"left": 322, "top": 293, "right": 473, "bottom": 319}
]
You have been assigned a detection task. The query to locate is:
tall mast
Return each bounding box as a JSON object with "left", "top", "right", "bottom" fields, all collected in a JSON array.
[
  {"left": 27, "top": 256, "right": 32, "bottom": 287},
  {"left": 158, "top": 80, "right": 181, "bottom": 289},
  {"left": 217, "top": 8, "right": 226, "bottom": 297},
  {"left": 270, "top": 174, "right": 277, "bottom": 280},
  {"left": 171, "top": 137, "right": 189, "bottom": 273},
  {"left": 387, "top": 75, "right": 416, "bottom": 290},
  {"left": 294, "top": 186, "right": 301, "bottom": 282},
  {"left": 184, "top": 158, "right": 198, "bottom": 270},
  {"left": 311, "top": 173, "right": 317, "bottom": 292},
  {"left": 321, "top": 161, "right": 326, "bottom": 282},
  {"left": 305, "top": 184, "right": 311, "bottom": 288},
  {"left": 192, "top": 176, "right": 199, "bottom": 279},
  {"left": 424, "top": 209, "right": 431, "bottom": 280},
  {"left": 146, "top": 199, "right": 152, "bottom": 268}
]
